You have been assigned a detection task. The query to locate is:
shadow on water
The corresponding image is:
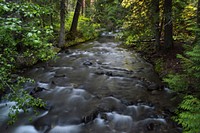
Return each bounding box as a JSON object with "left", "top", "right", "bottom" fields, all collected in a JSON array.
[{"left": 0, "top": 32, "right": 181, "bottom": 133}]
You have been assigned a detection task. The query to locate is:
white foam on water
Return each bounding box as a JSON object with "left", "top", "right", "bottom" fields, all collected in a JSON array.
[
  {"left": 38, "top": 111, "right": 48, "bottom": 118},
  {"left": 106, "top": 112, "right": 133, "bottom": 132},
  {"left": 127, "top": 105, "right": 154, "bottom": 114},
  {"left": 71, "top": 89, "right": 92, "bottom": 100},
  {"left": 164, "top": 87, "right": 174, "bottom": 93},
  {"left": 0, "top": 102, "right": 16, "bottom": 124},
  {"left": 72, "top": 89, "right": 86, "bottom": 95},
  {"left": 37, "top": 82, "right": 50, "bottom": 89},
  {"left": 14, "top": 125, "right": 39, "bottom": 133},
  {"left": 94, "top": 114, "right": 106, "bottom": 127},
  {"left": 68, "top": 95, "right": 85, "bottom": 104},
  {"left": 49, "top": 125, "right": 82, "bottom": 133},
  {"left": 155, "top": 118, "right": 167, "bottom": 124},
  {"left": 0, "top": 102, "right": 16, "bottom": 115}
]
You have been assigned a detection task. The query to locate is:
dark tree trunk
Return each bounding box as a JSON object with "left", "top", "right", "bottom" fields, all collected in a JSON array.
[
  {"left": 50, "top": 13, "right": 53, "bottom": 27},
  {"left": 152, "top": 0, "right": 160, "bottom": 50},
  {"left": 70, "top": 0, "right": 83, "bottom": 33},
  {"left": 196, "top": 0, "right": 200, "bottom": 43},
  {"left": 197, "top": 0, "right": 200, "bottom": 28},
  {"left": 164, "top": 0, "right": 173, "bottom": 49},
  {"left": 58, "top": 0, "right": 66, "bottom": 48}
]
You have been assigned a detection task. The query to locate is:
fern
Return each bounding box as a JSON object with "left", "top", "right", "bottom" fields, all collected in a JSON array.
[
  {"left": 163, "top": 74, "right": 188, "bottom": 91},
  {"left": 174, "top": 95, "right": 200, "bottom": 133},
  {"left": 165, "top": 44, "right": 200, "bottom": 132},
  {"left": 173, "top": 45, "right": 200, "bottom": 89},
  {"left": 186, "top": 45, "right": 200, "bottom": 79}
]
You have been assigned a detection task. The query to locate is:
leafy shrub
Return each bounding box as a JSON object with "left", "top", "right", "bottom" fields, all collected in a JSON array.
[
  {"left": 65, "top": 12, "right": 100, "bottom": 41},
  {"left": 163, "top": 74, "right": 188, "bottom": 91},
  {"left": 121, "top": 0, "right": 154, "bottom": 46},
  {"left": 0, "top": 1, "right": 55, "bottom": 123},
  {"left": 94, "top": 0, "right": 126, "bottom": 30},
  {"left": 78, "top": 15, "right": 100, "bottom": 40},
  {"left": 174, "top": 95, "right": 200, "bottom": 133},
  {"left": 154, "top": 58, "right": 164, "bottom": 73},
  {"left": 177, "top": 45, "right": 200, "bottom": 88},
  {"left": 164, "top": 44, "right": 200, "bottom": 91},
  {"left": 3, "top": 77, "right": 45, "bottom": 125},
  {"left": 0, "top": 1, "right": 56, "bottom": 64},
  {"left": 164, "top": 44, "right": 200, "bottom": 132}
]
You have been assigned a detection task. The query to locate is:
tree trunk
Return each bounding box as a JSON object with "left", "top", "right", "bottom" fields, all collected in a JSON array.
[
  {"left": 58, "top": 0, "right": 66, "bottom": 48},
  {"left": 82, "top": 0, "right": 85, "bottom": 15},
  {"left": 152, "top": 0, "right": 160, "bottom": 50},
  {"left": 196, "top": 0, "right": 200, "bottom": 43},
  {"left": 66, "top": 0, "right": 69, "bottom": 12},
  {"left": 70, "top": 0, "right": 83, "bottom": 33},
  {"left": 90, "top": 0, "right": 94, "bottom": 6},
  {"left": 163, "top": 0, "right": 173, "bottom": 49}
]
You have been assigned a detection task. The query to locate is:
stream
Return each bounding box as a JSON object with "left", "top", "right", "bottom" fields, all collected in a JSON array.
[{"left": 0, "top": 34, "right": 181, "bottom": 133}]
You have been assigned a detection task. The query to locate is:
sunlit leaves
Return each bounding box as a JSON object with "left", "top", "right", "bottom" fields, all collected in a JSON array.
[
  {"left": 78, "top": 15, "right": 100, "bottom": 40},
  {"left": 173, "top": 1, "right": 197, "bottom": 42},
  {"left": 122, "top": 0, "right": 144, "bottom": 8},
  {"left": 120, "top": 0, "right": 153, "bottom": 46}
]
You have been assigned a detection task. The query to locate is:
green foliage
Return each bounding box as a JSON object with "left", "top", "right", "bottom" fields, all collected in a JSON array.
[
  {"left": 163, "top": 74, "right": 188, "bottom": 91},
  {"left": 164, "top": 42, "right": 200, "bottom": 132},
  {"left": 154, "top": 58, "right": 164, "bottom": 73},
  {"left": 94, "top": 0, "right": 126, "bottom": 31},
  {"left": 185, "top": 45, "right": 200, "bottom": 77},
  {"left": 174, "top": 95, "right": 200, "bottom": 133},
  {"left": 0, "top": 1, "right": 54, "bottom": 123},
  {"left": 78, "top": 15, "right": 100, "bottom": 40},
  {"left": 65, "top": 12, "right": 74, "bottom": 31},
  {"left": 164, "top": 44, "right": 200, "bottom": 91},
  {"left": 65, "top": 12, "right": 100, "bottom": 42},
  {"left": 176, "top": 45, "right": 200, "bottom": 88},
  {"left": 0, "top": 76, "right": 46, "bottom": 124},
  {"left": 173, "top": 1, "right": 197, "bottom": 42},
  {"left": 121, "top": 0, "right": 154, "bottom": 46},
  {"left": 0, "top": 1, "right": 56, "bottom": 64},
  {"left": 125, "top": 34, "right": 134, "bottom": 45},
  {"left": 121, "top": 0, "right": 198, "bottom": 47}
]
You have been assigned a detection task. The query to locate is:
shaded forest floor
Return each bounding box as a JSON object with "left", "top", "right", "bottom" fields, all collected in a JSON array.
[
  {"left": 150, "top": 42, "right": 184, "bottom": 78},
  {"left": 124, "top": 42, "right": 185, "bottom": 81}
]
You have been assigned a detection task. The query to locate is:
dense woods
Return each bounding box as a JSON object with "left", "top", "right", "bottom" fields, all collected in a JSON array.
[{"left": 0, "top": 0, "right": 200, "bottom": 132}]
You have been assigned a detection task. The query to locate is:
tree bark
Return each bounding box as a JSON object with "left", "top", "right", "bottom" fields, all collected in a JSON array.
[
  {"left": 152, "top": 0, "right": 160, "bottom": 50},
  {"left": 82, "top": 0, "right": 86, "bottom": 15},
  {"left": 58, "top": 0, "right": 66, "bottom": 48},
  {"left": 70, "top": 0, "right": 83, "bottom": 33},
  {"left": 163, "top": 0, "right": 173, "bottom": 49},
  {"left": 196, "top": 0, "right": 200, "bottom": 43},
  {"left": 66, "top": 0, "right": 69, "bottom": 12},
  {"left": 90, "top": 0, "right": 94, "bottom": 6}
]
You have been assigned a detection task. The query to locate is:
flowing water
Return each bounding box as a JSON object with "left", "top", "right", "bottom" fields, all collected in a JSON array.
[{"left": 0, "top": 34, "right": 181, "bottom": 133}]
